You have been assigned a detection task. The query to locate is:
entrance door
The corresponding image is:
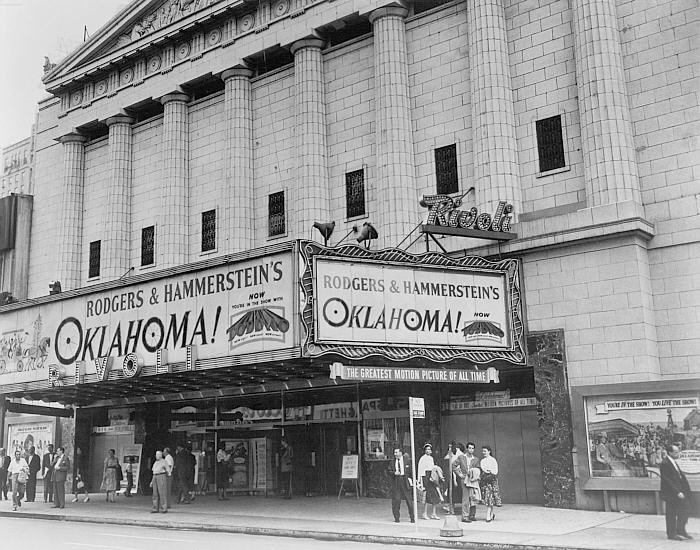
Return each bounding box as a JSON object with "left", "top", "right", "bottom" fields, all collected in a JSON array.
[
  {"left": 320, "top": 423, "right": 358, "bottom": 496},
  {"left": 88, "top": 433, "right": 134, "bottom": 492},
  {"left": 284, "top": 423, "right": 359, "bottom": 496},
  {"left": 441, "top": 409, "right": 543, "bottom": 504}
]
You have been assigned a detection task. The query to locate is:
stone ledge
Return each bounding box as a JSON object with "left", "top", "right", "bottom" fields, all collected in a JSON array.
[{"left": 460, "top": 201, "right": 655, "bottom": 257}]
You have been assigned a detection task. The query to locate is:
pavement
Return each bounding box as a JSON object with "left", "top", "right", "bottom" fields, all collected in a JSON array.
[{"left": 0, "top": 493, "right": 697, "bottom": 550}]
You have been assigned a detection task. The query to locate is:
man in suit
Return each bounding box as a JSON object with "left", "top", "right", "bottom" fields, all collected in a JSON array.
[
  {"left": 51, "top": 446, "right": 70, "bottom": 509},
  {"left": 42, "top": 444, "right": 56, "bottom": 503},
  {"left": 174, "top": 444, "right": 195, "bottom": 504},
  {"left": 660, "top": 444, "right": 693, "bottom": 541},
  {"left": 388, "top": 447, "right": 415, "bottom": 523},
  {"left": 25, "top": 446, "right": 41, "bottom": 502}
]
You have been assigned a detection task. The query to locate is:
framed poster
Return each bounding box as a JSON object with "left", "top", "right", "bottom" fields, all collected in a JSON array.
[
  {"left": 585, "top": 390, "right": 700, "bottom": 479},
  {"left": 120, "top": 444, "right": 142, "bottom": 495},
  {"left": 341, "top": 455, "right": 359, "bottom": 480}
]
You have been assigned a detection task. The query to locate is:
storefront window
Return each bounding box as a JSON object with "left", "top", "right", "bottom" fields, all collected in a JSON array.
[
  {"left": 585, "top": 391, "right": 700, "bottom": 478},
  {"left": 364, "top": 416, "right": 410, "bottom": 460}
]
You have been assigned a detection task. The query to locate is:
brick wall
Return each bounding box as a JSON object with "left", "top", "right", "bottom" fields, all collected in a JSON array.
[
  {"left": 189, "top": 94, "right": 226, "bottom": 259},
  {"left": 523, "top": 236, "right": 660, "bottom": 386},
  {"left": 131, "top": 116, "right": 163, "bottom": 271}
]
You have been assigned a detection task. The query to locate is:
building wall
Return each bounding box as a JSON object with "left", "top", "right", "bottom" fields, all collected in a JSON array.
[
  {"left": 131, "top": 116, "right": 163, "bottom": 272},
  {"left": 25, "top": 0, "right": 700, "bottom": 380}
]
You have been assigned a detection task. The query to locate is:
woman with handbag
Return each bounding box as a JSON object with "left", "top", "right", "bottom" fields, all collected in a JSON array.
[
  {"left": 417, "top": 443, "right": 441, "bottom": 520},
  {"left": 100, "top": 449, "right": 120, "bottom": 502},
  {"left": 8, "top": 450, "right": 29, "bottom": 511},
  {"left": 479, "top": 445, "right": 502, "bottom": 522}
]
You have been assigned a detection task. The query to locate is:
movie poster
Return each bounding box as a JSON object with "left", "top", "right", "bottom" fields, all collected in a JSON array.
[
  {"left": 585, "top": 391, "right": 700, "bottom": 478},
  {"left": 6, "top": 420, "right": 56, "bottom": 478}
]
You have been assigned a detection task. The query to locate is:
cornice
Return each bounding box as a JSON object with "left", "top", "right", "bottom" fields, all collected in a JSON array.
[{"left": 49, "top": 0, "right": 332, "bottom": 120}]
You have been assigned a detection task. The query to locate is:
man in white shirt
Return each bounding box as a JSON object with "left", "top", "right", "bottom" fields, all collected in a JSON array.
[
  {"left": 8, "top": 450, "right": 29, "bottom": 511},
  {"left": 163, "top": 447, "right": 174, "bottom": 509},
  {"left": 387, "top": 447, "right": 415, "bottom": 523}
]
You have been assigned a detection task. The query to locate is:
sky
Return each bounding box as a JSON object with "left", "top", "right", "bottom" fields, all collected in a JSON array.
[{"left": 0, "top": 0, "right": 130, "bottom": 147}]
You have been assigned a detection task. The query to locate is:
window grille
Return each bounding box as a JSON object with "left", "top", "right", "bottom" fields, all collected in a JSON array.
[
  {"left": 201, "top": 210, "right": 216, "bottom": 252},
  {"left": 345, "top": 169, "right": 366, "bottom": 218},
  {"left": 435, "top": 144, "right": 458, "bottom": 195},
  {"left": 536, "top": 115, "right": 566, "bottom": 172},
  {"left": 268, "top": 191, "right": 285, "bottom": 237},
  {"left": 88, "top": 240, "right": 101, "bottom": 278},
  {"left": 141, "top": 226, "right": 155, "bottom": 266}
]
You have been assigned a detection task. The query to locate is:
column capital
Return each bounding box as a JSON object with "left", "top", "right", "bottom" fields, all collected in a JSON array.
[
  {"left": 56, "top": 132, "right": 88, "bottom": 144},
  {"left": 160, "top": 91, "right": 190, "bottom": 105},
  {"left": 290, "top": 37, "right": 325, "bottom": 55},
  {"left": 105, "top": 114, "right": 135, "bottom": 127},
  {"left": 220, "top": 66, "right": 254, "bottom": 81},
  {"left": 368, "top": 4, "right": 409, "bottom": 24}
]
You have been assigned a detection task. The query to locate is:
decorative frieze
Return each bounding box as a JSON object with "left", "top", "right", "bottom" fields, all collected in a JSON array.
[{"left": 55, "top": 0, "right": 323, "bottom": 114}]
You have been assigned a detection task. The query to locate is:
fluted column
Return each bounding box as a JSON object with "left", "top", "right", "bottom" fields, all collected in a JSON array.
[
  {"left": 572, "top": 0, "right": 640, "bottom": 206},
  {"left": 222, "top": 67, "right": 254, "bottom": 252},
  {"left": 291, "top": 38, "right": 330, "bottom": 239},
  {"left": 159, "top": 92, "right": 190, "bottom": 267},
  {"left": 57, "top": 132, "right": 87, "bottom": 290},
  {"left": 467, "top": 0, "right": 521, "bottom": 219},
  {"left": 103, "top": 115, "right": 134, "bottom": 279},
  {"left": 369, "top": 6, "right": 416, "bottom": 248}
]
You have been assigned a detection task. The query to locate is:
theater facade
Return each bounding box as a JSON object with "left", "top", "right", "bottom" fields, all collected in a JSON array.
[{"left": 1, "top": 0, "right": 699, "bottom": 514}]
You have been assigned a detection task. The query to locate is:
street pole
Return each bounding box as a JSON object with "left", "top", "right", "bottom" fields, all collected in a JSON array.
[{"left": 409, "top": 409, "right": 418, "bottom": 533}]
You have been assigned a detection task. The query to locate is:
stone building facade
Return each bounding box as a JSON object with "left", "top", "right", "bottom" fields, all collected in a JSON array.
[{"left": 1, "top": 0, "right": 698, "bottom": 513}]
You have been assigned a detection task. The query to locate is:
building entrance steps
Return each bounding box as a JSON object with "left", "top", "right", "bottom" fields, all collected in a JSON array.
[{"left": 0, "top": 495, "right": 697, "bottom": 550}]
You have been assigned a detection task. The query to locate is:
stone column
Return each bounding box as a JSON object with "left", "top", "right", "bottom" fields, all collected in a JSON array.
[
  {"left": 369, "top": 6, "right": 416, "bottom": 248},
  {"left": 159, "top": 92, "right": 190, "bottom": 268},
  {"left": 467, "top": 0, "right": 521, "bottom": 219},
  {"left": 57, "top": 132, "right": 87, "bottom": 290},
  {"left": 572, "top": 0, "right": 640, "bottom": 206},
  {"left": 103, "top": 114, "right": 134, "bottom": 280},
  {"left": 222, "top": 67, "right": 254, "bottom": 253},
  {"left": 291, "top": 38, "right": 330, "bottom": 239}
]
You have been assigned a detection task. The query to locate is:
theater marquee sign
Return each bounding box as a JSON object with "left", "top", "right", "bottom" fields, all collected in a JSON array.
[
  {"left": 300, "top": 242, "right": 525, "bottom": 365},
  {"left": 0, "top": 250, "right": 296, "bottom": 389}
]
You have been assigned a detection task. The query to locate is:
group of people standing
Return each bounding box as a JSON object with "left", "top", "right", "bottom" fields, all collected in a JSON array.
[
  {"left": 0, "top": 444, "right": 70, "bottom": 511},
  {"left": 389, "top": 441, "right": 501, "bottom": 524}
]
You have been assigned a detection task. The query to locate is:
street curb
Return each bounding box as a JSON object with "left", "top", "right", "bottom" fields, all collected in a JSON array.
[{"left": 0, "top": 511, "right": 602, "bottom": 550}]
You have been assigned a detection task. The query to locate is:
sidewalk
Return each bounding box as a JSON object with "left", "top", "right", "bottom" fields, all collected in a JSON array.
[{"left": 0, "top": 494, "right": 697, "bottom": 550}]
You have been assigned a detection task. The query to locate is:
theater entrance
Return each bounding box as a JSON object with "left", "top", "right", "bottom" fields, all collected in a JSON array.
[{"left": 284, "top": 422, "right": 359, "bottom": 496}]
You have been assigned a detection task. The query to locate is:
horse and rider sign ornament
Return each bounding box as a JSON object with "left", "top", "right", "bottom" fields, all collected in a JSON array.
[{"left": 299, "top": 241, "right": 526, "bottom": 367}]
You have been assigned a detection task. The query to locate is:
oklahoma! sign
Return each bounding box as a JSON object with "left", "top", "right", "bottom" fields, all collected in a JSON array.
[
  {"left": 300, "top": 242, "right": 525, "bottom": 365},
  {"left": 0, "top": 249, "right": 296, "bottom": 389}
]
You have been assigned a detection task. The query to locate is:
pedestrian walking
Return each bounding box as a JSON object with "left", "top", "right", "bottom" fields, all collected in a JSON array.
[
  {"left": 0, "top": 448, "right": 10, "bottom": 500},
  {"left": 479, "top": 445, "right": 501, "bottom": 522},
  {"left": 8, "top": 450, "right": 29, "bottom": 511},
  {"left": 71, "top": 471, "right": 90, "bottom": 503},
  {"left": 100, "top": 449, "right": 121, "bottom": 502},
  {"left": 418, "top": 443, "right": 441, "bottom": 520},
  {"left": 388, "top": 447, "right": 415, "bottom": 523},
  {"left": 25, "top": 445, "right": 40, "bottom": 502},
  {"left": 453, "top": 441, "right": 481, "bottom": 523},
  {"left": 280, "top": 437, "right": 293, "bottom": 499},
  {"left": 150, "top": 450, "right": 169, "bottom": 513},
  {"left": 51, "top": 446, "right": 70, "bottom": 509},
  {"left": 660, "top": 444, "right": 694, "bottom": 541},
  {"left": 42, "top": 444, "right": 56, "bottom": 503},
  {"left": 174, "top": 444, "right": 195, "bottom": 504}
]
